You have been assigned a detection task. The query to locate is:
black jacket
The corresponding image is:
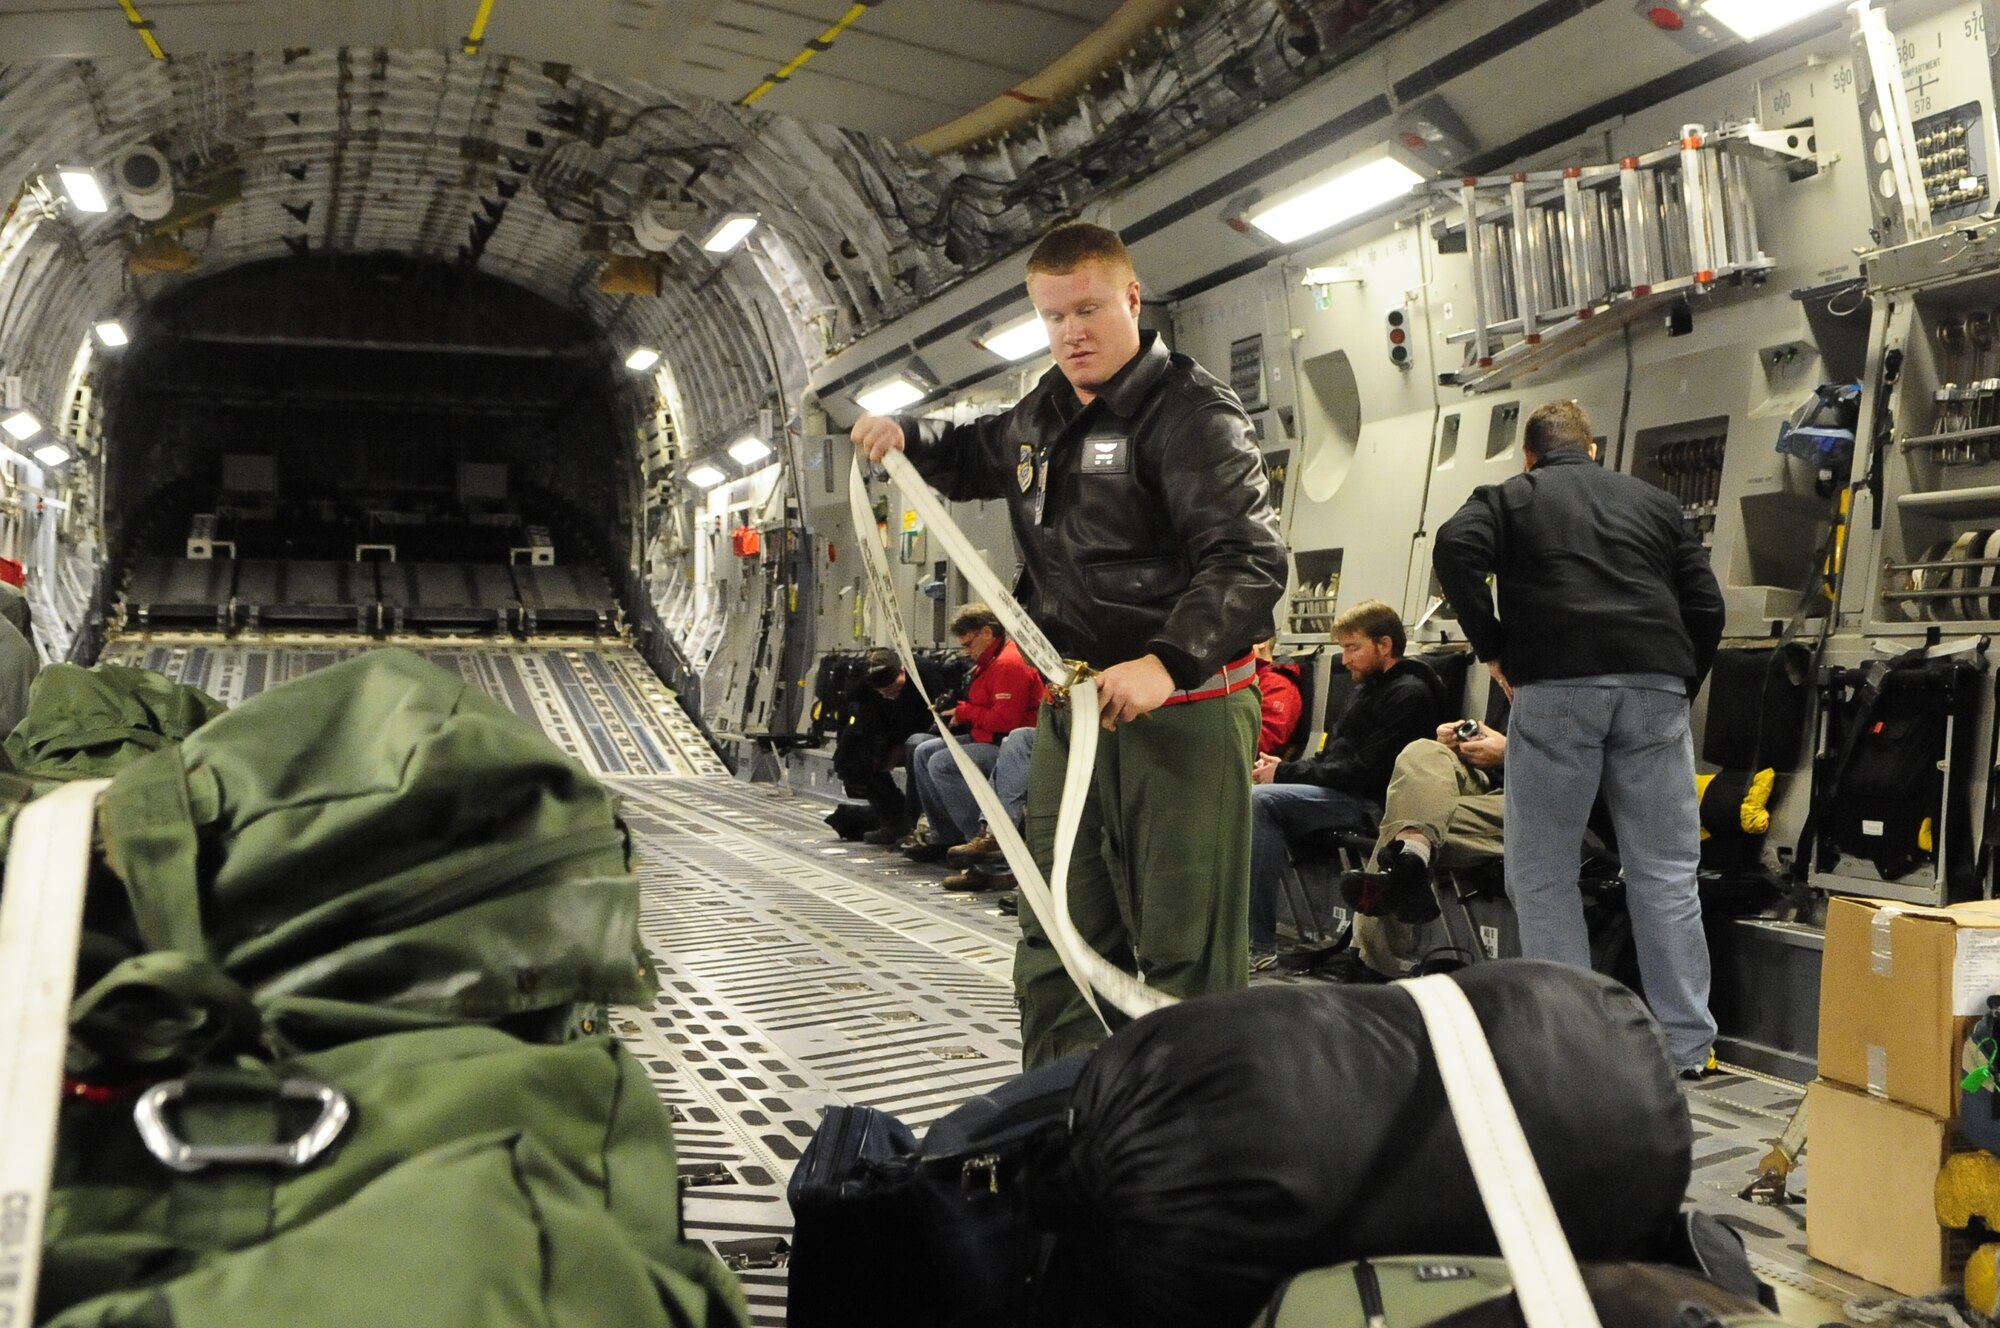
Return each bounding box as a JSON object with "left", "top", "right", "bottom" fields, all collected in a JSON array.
[
  {"left": 1432, "top": 451, "right": 1725, "bottom": 694},
  {"left": 902, "top": 333, "right": 1287, "bottom": 688},
  {"left": 833, "top": 657, "right": 948, "bottom": 779},
  {"left": 1277, "top": 656, "right": 1447, "bottom": 802}
]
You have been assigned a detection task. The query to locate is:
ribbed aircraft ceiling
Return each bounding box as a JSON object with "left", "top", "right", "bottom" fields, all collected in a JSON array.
[{"left": 0, "top": 0, "right": 1432, "bottom": 454}]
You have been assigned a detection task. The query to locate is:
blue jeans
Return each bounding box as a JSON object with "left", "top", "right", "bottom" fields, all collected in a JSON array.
[
  {"left": 920, "top": 738, "right": 1001, "bottom": 845},
  {"left": 1249, "top": 782, "right": 1379, "bottom": 951},
  {"left": 1503, "top": 682, "right": 1716, "bottom": 1071},
  {"left": 903, "top": 732, "right": 934, "bottom": 826},
  {"left": 991, "top": 726, "right": 1037, "bottom": 830}
]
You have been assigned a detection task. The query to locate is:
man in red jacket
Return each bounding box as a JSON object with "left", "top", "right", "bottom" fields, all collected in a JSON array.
[
  {"left": 903, "top": 603, "right": 1044, "bottom": 859},
  {"left": 1253, "top": 637, "right": 1304, "bottom": 757}
]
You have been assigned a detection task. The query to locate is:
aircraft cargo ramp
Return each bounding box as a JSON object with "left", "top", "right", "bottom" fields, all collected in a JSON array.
[
  {"left": 98, "top": 639, "right": 722, "bottom": 778},
  {"left": 94, "top": 639, "right": 1880, "bottom": 1325}
]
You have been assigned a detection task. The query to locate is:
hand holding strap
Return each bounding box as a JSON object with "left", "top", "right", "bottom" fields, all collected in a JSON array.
[{"left": 850, "top": 454, "right": 1173, "bottom": 1025}]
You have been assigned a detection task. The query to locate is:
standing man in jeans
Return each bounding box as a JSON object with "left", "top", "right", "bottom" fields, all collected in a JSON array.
[
  {"left": 1433, "top": 400, "right": 1725, "bottom": 1077},
  {"left": 851, "top": 221, "right": 1286, "bottom": 1067}
]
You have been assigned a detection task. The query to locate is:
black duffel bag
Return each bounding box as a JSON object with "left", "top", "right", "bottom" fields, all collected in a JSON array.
[
  {"left": 1028, "top": 961, "right": 1690, "bottom": 1328},
  {"left": 788, "top": 1053, "right": 1088, "bottom": 1328}
]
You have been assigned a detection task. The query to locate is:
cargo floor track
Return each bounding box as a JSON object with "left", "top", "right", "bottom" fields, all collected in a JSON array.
[{"left": 104, "top": 637, "right": 1891, "bottom": 1326}]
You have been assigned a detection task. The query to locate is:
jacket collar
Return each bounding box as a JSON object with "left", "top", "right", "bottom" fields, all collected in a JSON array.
[
  {"left": 1363, "top": 655, "right": 1440, "bottom": 695},
  {"left": 1528, "top": 449, "right": 1595, "bottom": 471},
  {"left": 1040, "top": 331, "right": 1170, "bottom": 420}
]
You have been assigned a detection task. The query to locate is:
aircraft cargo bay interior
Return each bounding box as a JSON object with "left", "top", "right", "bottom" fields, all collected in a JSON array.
[{"left": 2, "top": 1, "right": 1998, "bottom": 1325}]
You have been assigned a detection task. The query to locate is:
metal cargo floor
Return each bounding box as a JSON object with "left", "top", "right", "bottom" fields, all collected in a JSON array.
[{"left": 103, "top": 639, "right": 1889, "bottom": 1326}]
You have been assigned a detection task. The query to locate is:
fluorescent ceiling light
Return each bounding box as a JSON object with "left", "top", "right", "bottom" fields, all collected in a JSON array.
[
  {"left": 1698, "top": 0, "right": 1842, "bottom": 40},
  {"left": 686, "top": 463, "right": 727, "bottom": 488},
  {"left": 57, "top": 168, "right": 108, "bottom": 213},
  {"left": 1248, "top": 156, "right": 1425, "bottom": 245},
  {"left": 856, "top": 377, "right": 925, "bottom": 414},
  {"left": 624, "top": 346, "right": 661, "bottom": 372},
  {"left": 701, "top": 213, "right": 759, "bottom": 254},
  {"left": 728, "top": 435, "right": 773, "bottom": 465},
  {"left": 32, "top": 443, "right": 69, "bottom": 467},
  {"left": 1, "top": 412, "right": 41, "bottom": 442},
  {"left": 982, "top": 313, "right": 1051, "bottom": 362},
  {"left": 93, "top": 320, "right": 127, "bottom": 347}
]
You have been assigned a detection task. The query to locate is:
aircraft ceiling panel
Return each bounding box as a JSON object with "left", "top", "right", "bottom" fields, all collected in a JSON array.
[
  {"left": 591, "top": 0, "right": 1126, "bottom": 139},
  {"left": 735, "top": 29, "right": 1039, "bottom": 130},
  {"left": 249, "top": 0, "right": 464, "bottom": 52},
  {"left": 482, "top": 0, "right": 704, "bottom": 83},
  {"left": 0, "top": 0, "right": 1121, "bottom": 141},
  {"left": 1449, "top": 6, "right": 1688, "bottom": 155},
  {"left": 833, "top": 0, "right": 1120, "bottom": 69},
  {"left": 0, "top": 8, "right": 146, "bottom": 61}
]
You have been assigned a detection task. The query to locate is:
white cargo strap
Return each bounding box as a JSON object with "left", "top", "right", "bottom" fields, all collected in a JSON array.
[
  {"left": 879, "top": 450, "right": 1066, "bottom": 682},
  {"left": 1398, "top": 974, "right": 1604, "bottom": 1328},
  {"left": 0, "top": 778, "right": 114, "bottom": 1328},
  {"left": 851, "top": 452, "right": 1175, "bottom": 1024}
]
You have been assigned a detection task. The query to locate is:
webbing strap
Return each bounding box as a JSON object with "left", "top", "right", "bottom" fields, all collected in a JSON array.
[
  {"left": 23, "top": 725, "right": 171, "bottom": 759},
  {"left": 100, "top": 749, "right": 208, "bottom": 955},
  {"left": 0, "top": 778, "right": 113, "bottom": 1328},
  {"left": 166, "top": 1070, "right": 281, "bottom": 1252},
  {"left": 851, "top": 454, "right": 1173, "bottom": 1024},
  {"left": 1398, "top": 975, "right": 1602, "bottom": 1328},
  {"left": 879, "top": 450, "right": 1065, "bottom": 681}
]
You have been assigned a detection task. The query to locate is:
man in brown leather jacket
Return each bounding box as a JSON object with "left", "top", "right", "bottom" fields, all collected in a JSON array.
[{"left": 852, "top": 221, "right": 1286, "bottom": 1067}]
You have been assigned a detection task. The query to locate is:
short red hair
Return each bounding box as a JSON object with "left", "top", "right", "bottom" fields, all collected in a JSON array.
[{"left": 1025, "top": 222, "right": 1136, "bottom": 283}]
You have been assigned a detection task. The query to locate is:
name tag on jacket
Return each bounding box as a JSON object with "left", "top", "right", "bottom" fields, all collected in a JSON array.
[{"left": 1080, "top": 434, "right": 1129, "bottom": 475}]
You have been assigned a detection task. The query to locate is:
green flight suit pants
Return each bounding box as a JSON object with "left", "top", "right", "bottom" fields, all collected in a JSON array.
[{"left": 1014, "top": 686, "right": 1258, "bottom": 1068}]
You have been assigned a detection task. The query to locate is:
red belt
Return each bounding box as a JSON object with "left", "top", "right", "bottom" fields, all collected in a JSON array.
[{"left": 1160, "top": 652, "right": 1258, "bottom": 707}]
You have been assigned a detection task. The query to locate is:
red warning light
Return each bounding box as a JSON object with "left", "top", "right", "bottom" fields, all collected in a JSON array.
[
  {"left": 1647, "top": 6, "right": 1684, "bottom": 30},
  {"left": 1389, "top": 328, "right": 1407, "bottom": 345}
]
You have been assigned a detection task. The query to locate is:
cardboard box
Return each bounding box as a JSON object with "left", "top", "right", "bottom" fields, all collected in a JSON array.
[
  {"left": 1818, "top": 896, "right": 2000, "bottom": 1118},
  {"left": 1806, "top": 1079, "right": 1970, "bottom": 1295}
]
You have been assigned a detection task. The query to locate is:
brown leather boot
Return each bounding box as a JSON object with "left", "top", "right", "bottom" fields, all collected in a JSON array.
[{"left": 946, "top": 829, "right": 1002, "bottom": 865}]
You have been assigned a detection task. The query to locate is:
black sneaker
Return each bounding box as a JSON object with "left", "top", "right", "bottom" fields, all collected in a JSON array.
[
  {"left": 902, "top": 834, "right": 950, "bottom": 864},
  {"left": 1340, "top": 842, "right": 1440, "bottom": 925},
  {"left": 1314, "top": 950, "right": 1391, "bottom": 985},
  {"left": 1678, "top": 1051, "right": 1720, "bottom": 1082},
  {"left": 995, "top": 892, "right": 1018, "bottom": 916},
  {"left": 861, "top": 823, "right": 911, "bottom": 846}
]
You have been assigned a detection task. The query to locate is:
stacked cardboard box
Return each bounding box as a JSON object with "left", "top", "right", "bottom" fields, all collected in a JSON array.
[{"left": 1809, "top": 897, "right": 2000, "bottom": 1294}]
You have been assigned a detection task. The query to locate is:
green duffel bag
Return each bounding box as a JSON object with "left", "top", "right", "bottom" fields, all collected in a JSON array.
[
  {"left": 5, "top": 663, "right": 226, "bottom": 781},
  {"left": 1256, "top": 1257, "right": 1786, "bottom": 1328},
  {"left": 40, "top": 1025, "right": 748, "bottom": 1328},
  {"left": 68, "top": 647, "right": 647, "bottom": 1074}
]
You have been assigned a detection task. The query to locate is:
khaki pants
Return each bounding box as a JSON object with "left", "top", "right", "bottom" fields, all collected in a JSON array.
[
  {"left": 1013, "top": 688, "right": 1259, "bottom": 1068},
  {"left": 1356, "top": 739, "right": 1506, "bottom": 975}
]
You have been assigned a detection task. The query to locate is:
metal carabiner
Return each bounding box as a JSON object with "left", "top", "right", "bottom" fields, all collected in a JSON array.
[
  {"left": 133, "top": 1075, "right": 352, "bottom": 1173},
  {"left": 1044, "top": 659, "right": 1096, "bottom": 708}
]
